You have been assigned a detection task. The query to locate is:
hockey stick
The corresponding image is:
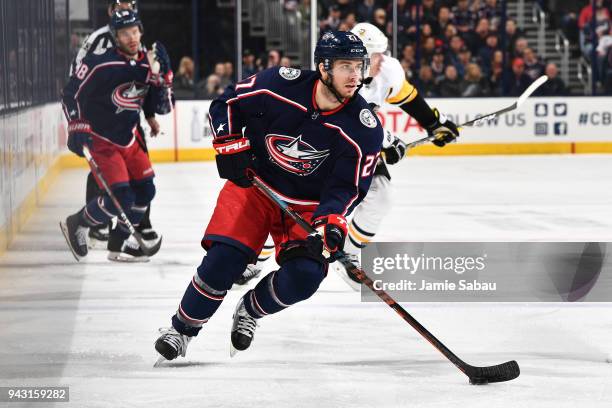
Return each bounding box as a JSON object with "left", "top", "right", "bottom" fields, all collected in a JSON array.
[
  {"left": 250, "top": 174, "right": 519, "bottom": 384},
  {"left": 406, "top": 75, "right": 548, "bottom": 150},
  {"left": 82, "top": 146, "right": 162, "bottom": 257}
]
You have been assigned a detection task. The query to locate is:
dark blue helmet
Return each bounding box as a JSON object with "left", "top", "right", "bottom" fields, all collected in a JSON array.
[
  {"left": 314, "top": 30, "right": 369, "bottom": 72},
  {"left": 107, "top": 0, "right": 137, "bottom": 9},
  {"left": 109, "top": 9, "right": 143, "bottom": 37}
]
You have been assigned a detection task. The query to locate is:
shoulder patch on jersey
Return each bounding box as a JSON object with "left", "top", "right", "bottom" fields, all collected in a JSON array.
[
  {"left": 279, "top": 67, "right": 301, "bottom": 80},
  {"left": 359, "top": 109, "right": 378, "bottom": 128}
]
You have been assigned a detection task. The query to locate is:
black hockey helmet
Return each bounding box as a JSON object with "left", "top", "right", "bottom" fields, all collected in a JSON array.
[
  {"left": 109, "top": 9, "right": 143, "bottom": 37},
  {"left": 314, "top": 30, "right": 369, "bottom": 74},
  {"left": 107, "top": 0, "right": 137, "bottom": 9}
]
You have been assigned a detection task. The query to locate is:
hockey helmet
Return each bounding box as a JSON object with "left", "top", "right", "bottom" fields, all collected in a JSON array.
[
  {"left": 351, "top": 22, "right": 388, "bottom": 56},
  {"left": 314, "top": 30, "right": 369, "bottom": 73},
  {"left": 109, "top": 9, "right": 143, "bottom": 37},
  {"left": 107, "top": 0, "right": 137, "bottom": 9}
]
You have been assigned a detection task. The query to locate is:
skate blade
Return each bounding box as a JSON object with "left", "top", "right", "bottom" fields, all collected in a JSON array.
[
  {"left": 332, "top": 262, "right": 361, "bottom": 292},
  {"left": 107, "top": 252, "right": 150, "bottom": 263},
  {"left": 88, "top": 238, "right": 108, "bottom": 250},
  {"left": 230, "top": 344, "right": 239, "bottom": 358},
  {"left": 153, "top": 355, "right": 166, "bottom": 367},
  {"left": 59, "top": 221, "right": 82, "bottom": 262}
]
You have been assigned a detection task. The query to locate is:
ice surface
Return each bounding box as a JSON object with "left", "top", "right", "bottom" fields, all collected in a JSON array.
[{"left": 1, "top": 155, "right": 611, "bottom": 407}]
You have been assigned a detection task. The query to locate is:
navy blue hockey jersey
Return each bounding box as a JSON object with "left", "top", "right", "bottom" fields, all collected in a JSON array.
[
  {"left": 61, "top": 48, "right": 172, "bottom": 146},
  {"left": 208, "top": 67, "right": 384, "bottom": 219}
]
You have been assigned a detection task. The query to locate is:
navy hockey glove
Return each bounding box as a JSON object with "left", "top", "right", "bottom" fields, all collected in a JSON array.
[
  {"left": 426, "top": 108, "right": 459, "bottom": 147},
  {"left": 147, "top": 42, "right": 173, "bottom": 87},
  {"left": 67, "top": 120, "right": 93, "bottom": 157},
  {"left": 213, "top": 135, "right": 253, "bottom": 188},
  {"left": 311, "top": 214, "right": 348, "bottom": 257},
  {"left": 383, "top": 132, "right": 407, "bottom": 165}
]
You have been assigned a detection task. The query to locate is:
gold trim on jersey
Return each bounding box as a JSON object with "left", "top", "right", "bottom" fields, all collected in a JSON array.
[{"left": 385, "top": 80, "right": 418, "bottom": 105}]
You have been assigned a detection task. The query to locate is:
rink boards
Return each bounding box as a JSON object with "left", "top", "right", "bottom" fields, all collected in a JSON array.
[{"left": 1, "top": 96, "right": 611, "bottom": 251}]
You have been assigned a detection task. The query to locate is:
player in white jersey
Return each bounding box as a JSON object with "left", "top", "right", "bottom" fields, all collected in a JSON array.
[{"left": 331, "top": 22, "right": 460, "bottom": 289}]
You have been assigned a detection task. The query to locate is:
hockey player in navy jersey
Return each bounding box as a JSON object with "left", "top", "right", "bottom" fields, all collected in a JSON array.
[
  {"left": 60, "top": 9, "right": 173, "bottom": 262},
  {"left": 155, "top": 31, "right": 384, "bottom": 362},
  {"left": 71, "top": 0, "right": 162, "bottom": 248}
]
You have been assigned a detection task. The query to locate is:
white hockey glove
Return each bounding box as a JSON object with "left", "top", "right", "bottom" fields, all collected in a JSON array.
[{"left": 382, "top": 131, "right": 407, "bottom": 165}]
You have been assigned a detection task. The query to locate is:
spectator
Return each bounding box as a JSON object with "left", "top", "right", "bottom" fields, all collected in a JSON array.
[
  {"left": 538, "top": 63, "right": 568, "bottom": 96},
  {"left": 478, "top": 32, "right": 499, "bottom": 75},
  {"left": 446, "top": 35, "right": 464, "bottom": 69},
  {"left": 505, "top": 19, "right": 523, "bottom": 55},
  {"left": 462, "top": 63, "right": 489, "bottom": 96},
  {"left": 280, "top": 56, "right": 292, "bottom": 67},
  {"left": 434, "top": 6, "right": 452, "bottom": 37},
  {"left": 488, "top": 49, "right": 504, "bottom": 95},
  {"left": 336, "top": 0, "right": 356, "bottom": 18},
  {"left": 420, "top": 0, "right": 439, "bottom": 28},
  {"left": 321, "top": 5, "right": 342, "bottom": 31},
  {"left": 478, "top": 0, "right": 501, "bottom": 29},
  {"left": 416, "top": 65, "right": 438, "bottom": 97},
  {"left": 522, "top": 48, "right": 544, "bottom": 80},
  {"left": 242, "top": 49, "right": 258, "bottom": 78},
  {"left": 508, "top": 58, "right": 531, "bottom": 96},
  {"left": 267, "top": 49, "right": 281, "bottom": 68},
  {"left": 372, "top": 8, "right": 387, "bottom": 34},
  {"left": 400, "top": 44, "right": 416, "bottom": 68},
  {"left": 174, "top": 56, "right": 195, "bottom": 97},
  {"left": 513, "top": 37, "right": 529, "bottom": 58},
  {"left": 430, "top": 48, "right": 446, "bottom": 83},
  {"left": 198, "top": 74, "right": 223, "bottom": 99},
  {"left": 422, "top": 36, "right": 437, "bottom": 63},
  {"left": 443, "top": 24, "right": 458, "bottom": 44},
  {"left": 578, "top": 0, "right": 610, "bottom": 30},
  {"left": 456, "top": 46, "right": 473, "bottom": 77},
  {"left": 357, "top": 0, "right": 377, "bottom": 23},
  {"left": 467, "top": 17, "right": 491, "bottom": 53},
  {"left": 452, "top": 0, "right": 475, "bottom": 34},
  {"left": 439, "top": 65, "right": 463, "bottom": 96},
  {"left": 597, "top": 25, "right": 612, "bottom": 83},
  {"left": 224, "top": 62, "right": 234, "bottom": 83},
  {"left": 581, "top": 8, "right": 611, "bottom": 59},
  {"left": 344, "top": 12, "right": 357, "bottom": 30},
  {"left": 212, "top": 63, "right": 230, "bottom": 88}
]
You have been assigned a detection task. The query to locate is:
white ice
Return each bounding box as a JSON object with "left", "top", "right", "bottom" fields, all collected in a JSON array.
[{"left": 1, "top": 155, "right": 611, "bottom": 408}]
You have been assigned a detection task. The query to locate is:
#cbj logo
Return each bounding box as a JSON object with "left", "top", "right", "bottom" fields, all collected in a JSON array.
[{"left": 265, "top": 134, "right": 330, "bottom": 176}]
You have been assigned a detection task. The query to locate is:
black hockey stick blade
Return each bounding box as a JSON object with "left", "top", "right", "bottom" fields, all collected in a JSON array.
[
  {"left": 137, "top": 234, "right": 162, "bottom": 257},
  {"left": 466, "top": 360, "right": 520, "bottom": 384}
]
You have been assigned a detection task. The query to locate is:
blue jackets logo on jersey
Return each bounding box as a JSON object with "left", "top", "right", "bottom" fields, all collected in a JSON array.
[
  {"left": 265, "top": 134, "right": 330, "bottom": 176},
  {"left": 112, "top": 82, "right": 148, "bottom": 113}
]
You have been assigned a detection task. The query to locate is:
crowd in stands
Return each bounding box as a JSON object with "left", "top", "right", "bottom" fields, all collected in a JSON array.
[
  {"left": 559, "top": 0, "right": 611, "bottom": 93},
  {"left": 177, "top": 0, "right": 592, "bottom": 98}
]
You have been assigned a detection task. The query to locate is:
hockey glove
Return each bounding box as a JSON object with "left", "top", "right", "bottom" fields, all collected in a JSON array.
[
  {"left": 213, "top": 134, "right": 253, "bottom": 188},
  {"left": 382, "top": 132, "right": 407, "bottom": 165},
  {"left": 311, "top": 214, "right": 348, "bottom": 257},
  {"left": 67, "top": 120, "right": 93, "bottom": 157},
  {"left": 426, "top": 108, "right": 459, "bottom": 147},
  {"left": 147, "top": 42, "right": 173, "bottom": 87}
]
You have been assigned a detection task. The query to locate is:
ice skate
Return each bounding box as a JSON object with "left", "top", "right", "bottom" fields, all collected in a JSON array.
[
  {"left": 235, "top": 264, "right": 262, "bottom": 285},
  {"left": 88, "top": 226, "right": 109, "bottom": 249},
  {"left": 107, "top": 230, "right": 149, "bottom": 262},
  {"left": 154, "top": 327, "right": 192, "bottom": 365},
  {"left": 230, "top": 296, "right": 258, "bottom": 357},
  {"left": 332, "top": 252, "right": 362, "bottom": 291},
  {"left": 59, "top": 210, "right": 89, "bottom": 261}
]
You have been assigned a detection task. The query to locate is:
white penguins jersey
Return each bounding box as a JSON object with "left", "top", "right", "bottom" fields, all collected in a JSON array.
[{"left": 359, "top": 54, "right": 418, "bottom": 148}]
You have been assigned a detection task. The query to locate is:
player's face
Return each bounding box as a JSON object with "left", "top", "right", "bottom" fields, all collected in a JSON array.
[
  {"left": 116, "top": 26, "right": 141, "bottom": 56},
  {"left": 368, "top": 53, "right": 383, "bottom": 77},
  {"left": 330, "top": 59, "right": 364, "bottom": 98}
]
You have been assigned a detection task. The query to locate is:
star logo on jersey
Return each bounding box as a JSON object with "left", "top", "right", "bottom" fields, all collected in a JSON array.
[
  {"left": 265, "top": 134, "right": 330, "bottom": 176},
  {"left": 111, "top": 82, "right": 148, "bottom": 113},
  {"left": 216, "top": 123, "right": 226, "bottom": 132}
]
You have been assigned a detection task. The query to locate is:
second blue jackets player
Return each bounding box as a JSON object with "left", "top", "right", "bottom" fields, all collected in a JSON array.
[{"left": 155, "top": 31, "right": 384, "bottom": 363}]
